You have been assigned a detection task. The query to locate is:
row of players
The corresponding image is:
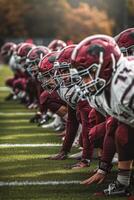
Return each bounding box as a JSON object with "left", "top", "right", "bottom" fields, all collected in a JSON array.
[{"left": 1, "top": 28, "right": 134, "bottom": 197}]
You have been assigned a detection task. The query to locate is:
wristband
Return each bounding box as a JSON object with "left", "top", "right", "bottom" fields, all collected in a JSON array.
[
  {"left": 97, "top": 169, "right": 107, "bottom": 175},
  {"left": 99, "top": 160, "right": 113, "bottom": 173}
]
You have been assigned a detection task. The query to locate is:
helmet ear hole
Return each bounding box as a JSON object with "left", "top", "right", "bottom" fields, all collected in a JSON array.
[
  {"left": 87, "top": 45, "right": 105, "bottom": 56},
  {"left": 130, "top": 32, "right": 134, "bottom": 39},
  {"left": 48, "top": 56, "right": 56, "bottom": 63}
]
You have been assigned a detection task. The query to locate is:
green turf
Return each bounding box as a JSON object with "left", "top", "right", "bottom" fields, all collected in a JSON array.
[
  {"left": 0, "top": 64, "right": 13, "bottom": 86},
  {"left": 0, "top": 65, "right": 132, "bottom": 200},
  {"left": 0, "top": 184, "right": 128, "bottom": 200}
]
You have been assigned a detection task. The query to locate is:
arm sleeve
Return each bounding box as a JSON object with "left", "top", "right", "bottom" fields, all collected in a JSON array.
[{"left": 61, "top": 105, "right": 79, "bottom": 153}]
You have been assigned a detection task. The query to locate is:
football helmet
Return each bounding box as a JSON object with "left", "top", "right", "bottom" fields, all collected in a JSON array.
[
  {"left": 38, "top": 52, "right": 59, "bottom": 92},
  {"left": 115, "top": 28, "right": 134, "bottom": 56},
  {"left": 26, "top": 46, "right": 50, "bottom": 77},
  {"left": 1, "top": 42, "right": 16, "bottom": 57},
  {"left": 16, "top": 43, "right": 35, "bottom": 68},
  {"left": 13, "top": 43, "right": 24, "bottom": 62},
  {"left": 71, "top": 34, "right": 122, "bottom": 95},
  {"left": 54, "top": 44, "right": 81, "bottom": 87},
  {"left": 48, "top": 39, "right": 67, "bottom": 51}
]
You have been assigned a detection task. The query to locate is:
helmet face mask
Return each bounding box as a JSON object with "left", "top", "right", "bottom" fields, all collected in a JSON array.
[
  {"left": 15, "top": 43, "right": 35, "bottom": 72},
  {"left": 14, "top": 55, "right": 27, "bottom": 71},
  {"left": 18, "top": 56, "right": 29, "bottom": 71},
  {"left": 38, "top": 52, "right": 60, "bottom": 93},
  {"left": 82, "top": 75, "right": 106, "bottom": 96},
  {"left": 120, "top": 45, "right": 134, "bottom": 56},
  {"left": 76, "top": 62, "right": 106, "bottom": 95},
  {"left": 1, "top": 42, "right": 16, "bottom": 58},
  {"left": 127, "top": 45, "right": 134, "bottom": 56},
  {"left": 53, "top": 44, "right": 80, "bottom": 88},
  {"left": 26, "top": 60, "right": 39, "bottom": 77},
  {"left": 26, "top": 46, "right": 50, "bottom": 78},
  {"left": 54, "top": 61, "right": 72, "bottom": 87},
  {"left": 54, "top": 61, "right": 82, "bottom": 88},
  {"left": 38, "top": 69, "right": 58, "bottom": 92}
]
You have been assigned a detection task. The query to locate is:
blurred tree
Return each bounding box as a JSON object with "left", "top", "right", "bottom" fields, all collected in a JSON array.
[
  {"left": 26, "top": 0, "right": 114, "bottom": 41},
  {"left": 68, "top": 0, "right": 132, "bottom": 35},
  {"left": 24, "top": 0, "right": 66, "bottom": 38},
  {"left": 0, "top": 0, "right": 31, "bottom": 37},
  {"left": 58, "top": 2, "right": 114, "bottom": 42},
  {"left": 127, "top": 0, "right": 134, "bottom": 15},
  {"left": 0, "top": 0, "right": 114, "bottom": 41}
]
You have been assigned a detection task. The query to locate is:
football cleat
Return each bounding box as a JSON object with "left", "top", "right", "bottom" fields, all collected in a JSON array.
[
  {"left": 29, "top": 113, "right": 42, "bottom": 123},
  {"left": 38, "top": 114, "right": 52, "bottom": 126},
  {"left": 41, "top": 115, "right": 62, "bottom": 129},
  {"left": 103, "top": 180, "right": 131, "bottom": 197},
  {"left": 54, "top": 123, "right": 65, "bottom": 132}
]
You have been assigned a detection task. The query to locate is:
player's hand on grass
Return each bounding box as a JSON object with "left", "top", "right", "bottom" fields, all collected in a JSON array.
[
  {"left": 46, "top": 151, "right": 68, "bottom": 160},
  {"left": 81, "top": 171, "right": 106, "bottom": 185},
  {"left": 82, "top": 160, "right": 112, "bottom": 185}
]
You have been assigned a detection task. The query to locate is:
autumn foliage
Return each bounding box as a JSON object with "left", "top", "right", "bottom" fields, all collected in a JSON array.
[
  {"left": 0, "top": 0, "right": 31, "bottom": 36},
  {"left": 0, "top": 0, "right": 115, "bottom": 41},
  {"left": 127, "top": 0, "right": 134, "bottom": 16},
  {"left": 58, "top": 1, "right": 114, "bottom": 42}
]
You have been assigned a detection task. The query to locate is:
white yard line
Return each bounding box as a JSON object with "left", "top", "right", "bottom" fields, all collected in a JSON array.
[
  {"left": 0, "top": 180, "right": 80, "bottom": 186},
  {"left": 0, "top": 143, "right": 61, "bottom": 147},
  {"left": 0, "top": 86, "right": 10, "bottom": 91},
  {"left": 0, "top": 112, "right": 35, "bottom": 116},
  {"left": 1, "top": 119, "right": 29, "bottom": 122}
]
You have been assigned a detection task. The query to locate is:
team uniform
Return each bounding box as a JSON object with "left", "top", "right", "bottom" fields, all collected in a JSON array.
[
  {"left": 87, "top": 57, "right": 134, "bottom": 163},
  {"left": 38, "top": 48, "right": 94, "bottom": 163},
  {"left": 39, "top": 90, "right": 67, "bottom": 114},
  {"left": 90, "top": 57, "right": 134, "bottom": 128},
  {"left": 57, "top": 75, "right": 107, "bottom": 165},
  {"left": 71, "top": 34, "right": 134, "bottom": 196},
  {"left": 56, "top": 84, "right": 82, "bottom": 155}
]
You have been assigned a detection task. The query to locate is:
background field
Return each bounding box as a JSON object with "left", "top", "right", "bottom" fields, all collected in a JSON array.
[{"left": 0, "top": 65, "right": 131, "bottom": 200}]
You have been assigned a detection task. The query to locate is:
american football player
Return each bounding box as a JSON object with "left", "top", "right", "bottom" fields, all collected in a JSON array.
[
  {"left": 38, "top": 51, "right": 68, "bottom": 131},
  {"left": 38, "top": 45, "right": 106, "bottom": 169},
  {"left": 25, "top": 46, "right": 51, "bottom": 122},
  {"left": 1, "top": 42, "right": 16, "bottom": 63},
  {"left": 13, "top": 42, "right": 36, "bottom": 103},
  {"left": 71, "top": 34, "right": 134, "bottom": 196},
  {"left": 1, "top": 42, "right": 17, "bottom": 100}
]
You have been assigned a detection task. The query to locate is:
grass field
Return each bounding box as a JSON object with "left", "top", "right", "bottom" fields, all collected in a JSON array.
[{"left": 0, "top": 64, "right": 131, "bottom": 200}]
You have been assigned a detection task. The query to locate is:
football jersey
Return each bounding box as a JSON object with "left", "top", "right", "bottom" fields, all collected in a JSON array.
[
  {"left": 57, "top": 84, "right": 81, "bottom": 109},
  {"left": 9, "top": 54, "right": 17, "bottom": 72},
  {"left": 89, "top": 57, "right": 134, "bottom": 127}
]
